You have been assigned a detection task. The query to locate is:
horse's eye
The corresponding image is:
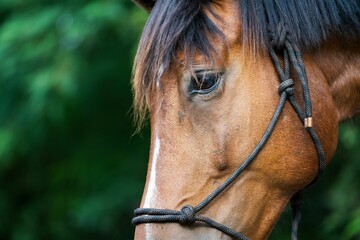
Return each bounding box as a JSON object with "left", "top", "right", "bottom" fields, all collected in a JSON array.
[{"left": 189, "top": 71, "right": 223, "bottom": 95}]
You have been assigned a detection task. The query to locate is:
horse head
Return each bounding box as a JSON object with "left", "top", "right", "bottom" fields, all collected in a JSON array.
[{"left": 132, "top": 0, "right": 360, "bottom": 239}]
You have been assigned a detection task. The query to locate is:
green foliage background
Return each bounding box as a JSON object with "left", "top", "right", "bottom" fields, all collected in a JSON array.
[{"left": 0, "top": 1, "right": 358, "bottom": 239}]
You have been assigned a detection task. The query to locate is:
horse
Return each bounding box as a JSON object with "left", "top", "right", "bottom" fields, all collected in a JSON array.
[{"left": 130, "top": 0, "right": 360, "bottom": 239}]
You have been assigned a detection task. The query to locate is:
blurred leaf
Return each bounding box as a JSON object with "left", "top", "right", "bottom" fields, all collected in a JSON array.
[{"left": 344, "top": 208, "right": 360, "bottom": 239}]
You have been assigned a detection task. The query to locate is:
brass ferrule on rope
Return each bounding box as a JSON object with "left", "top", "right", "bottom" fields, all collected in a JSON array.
[{"left": 304, "top": 117, "right": 313, "bottom": 128}]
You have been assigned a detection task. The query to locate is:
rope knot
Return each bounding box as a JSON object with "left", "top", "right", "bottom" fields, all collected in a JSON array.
[
  {"left": 179, "top": 205, "right": 196, "bottom": 225},
  {"left": 278, "top": 79, "right": 295, "bottom": 96},
  {"left": 269, "top": 21, "right": 289, "bottom": 50}
]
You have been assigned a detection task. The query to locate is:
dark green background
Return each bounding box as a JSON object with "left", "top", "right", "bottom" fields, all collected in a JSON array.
[{"left": 0, "top": 1, "right": 358, "bottom": 239}]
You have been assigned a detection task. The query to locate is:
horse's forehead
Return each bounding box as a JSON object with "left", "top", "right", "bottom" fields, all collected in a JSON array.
[
  {"left": 175, "top": 1, "right": 241, "bottom": 65},
  {"left": 207, "top": 1, "right": 241, "bottom": 44}
]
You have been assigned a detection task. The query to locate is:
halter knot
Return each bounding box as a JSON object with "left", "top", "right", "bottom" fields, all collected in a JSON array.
[
  {"left": 278, "top": 79, "right": 295, "bottom": 96},
  {"left": 179, "top": 205, "right": 196, "bottom": 225},
  {"left": 269, "top": 21, "right": 289, "bottom": 50}
]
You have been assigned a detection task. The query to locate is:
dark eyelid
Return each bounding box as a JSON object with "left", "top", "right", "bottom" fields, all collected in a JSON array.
[{"left": 194, "top": 69, "right": 219, "bottom": 74}]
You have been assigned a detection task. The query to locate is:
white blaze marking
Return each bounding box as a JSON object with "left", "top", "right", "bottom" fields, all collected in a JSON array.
[
  {"left": 143, "top": 135, "right": 160, "bottom": 237},
  {"left": 144, "top": 135, "right": 160, "bottom": 207}
]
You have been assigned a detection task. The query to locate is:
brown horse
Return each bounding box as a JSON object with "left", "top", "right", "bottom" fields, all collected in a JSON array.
[{"left": 131, "top": 0, "right": 360, "bottom": 239}]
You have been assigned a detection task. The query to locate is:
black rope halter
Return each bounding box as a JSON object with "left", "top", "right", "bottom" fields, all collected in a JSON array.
[{"left": 132, "top": 22, "right": 326, "bottom": 240}]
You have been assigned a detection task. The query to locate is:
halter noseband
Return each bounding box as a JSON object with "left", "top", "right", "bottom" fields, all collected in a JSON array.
[{"left": 132, "top": 22, "right": 326, "bottom": 240}]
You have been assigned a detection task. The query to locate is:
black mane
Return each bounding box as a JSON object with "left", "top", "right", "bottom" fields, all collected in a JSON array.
[
  {"left": 132, "top": 0, "right": 360, "bottom": 126},
  {"left": 242, "top": 0, "right": 360, "bottom": 48}
]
